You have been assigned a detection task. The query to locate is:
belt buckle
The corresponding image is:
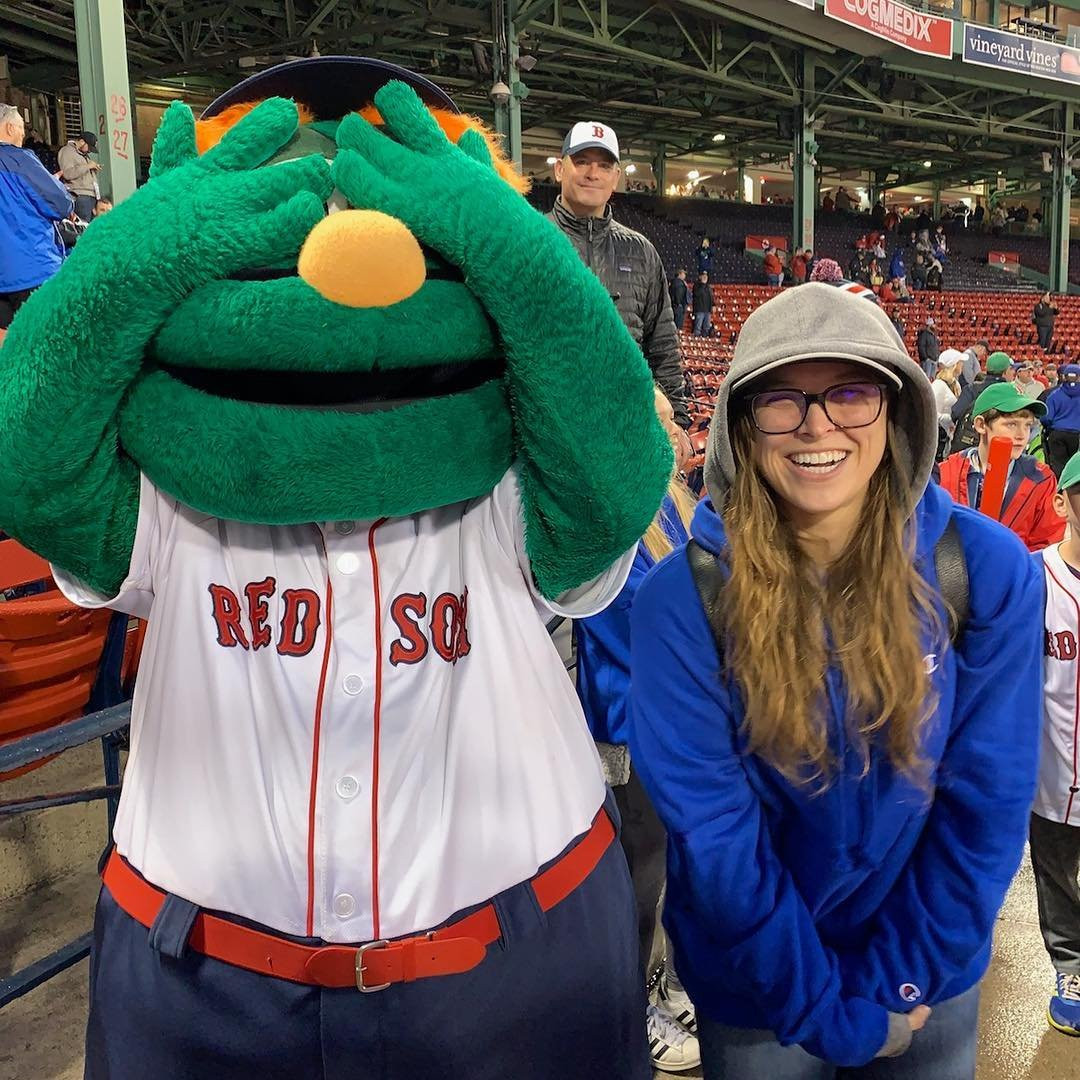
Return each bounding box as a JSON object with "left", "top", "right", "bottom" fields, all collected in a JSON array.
[{"left": 355, "top": 939, "right": 391, "bottom": 993}]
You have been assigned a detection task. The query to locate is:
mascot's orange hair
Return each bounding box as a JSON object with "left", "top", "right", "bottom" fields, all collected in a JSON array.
[{"left": 195, "top": 101, "right": 530, "bottom": 194}]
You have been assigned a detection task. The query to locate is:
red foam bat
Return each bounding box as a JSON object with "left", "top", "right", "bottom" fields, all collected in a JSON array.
[{"left": 979, "top": 435, "right": 1014, "bottom": 522}]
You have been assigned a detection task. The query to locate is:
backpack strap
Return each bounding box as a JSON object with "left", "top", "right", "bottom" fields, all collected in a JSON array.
[
  {"left": 934, "top": 517, "right": 969, "bottom": 644},
  {"left": 686, "top": 540, "right": 725, "bottom": 654},
  {"left": 687, "top": 521, "right": 969, "bottom": 650}
]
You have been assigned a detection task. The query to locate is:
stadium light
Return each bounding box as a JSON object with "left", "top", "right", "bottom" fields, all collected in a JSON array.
[
  {"left": 545, "top": 156, "right": 557, "bottom": 165},
  {"left": 687, "top": 169, "right": 700, "bottom": 180},
  {"left": 712, "top": 133, "right": 726, "bottom": 142},
  {"left": 923, "top": 160, "right": 932, "bottom": 168},
  {"left": 914, "top": 195, "right": 923, "bottom": 202},
  {"left": 625, "top": 162, "right": 637, "bottom": 174}
]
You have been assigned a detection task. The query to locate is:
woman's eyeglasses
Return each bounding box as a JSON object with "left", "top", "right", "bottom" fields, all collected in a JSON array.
[{"left": 748, "top": 381, "right": 886, "bottom": 435}]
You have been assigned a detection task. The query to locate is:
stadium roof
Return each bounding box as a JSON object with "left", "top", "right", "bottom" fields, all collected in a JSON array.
[{"left": 3, "top": 0, "right": 1079, "bottom": 186}]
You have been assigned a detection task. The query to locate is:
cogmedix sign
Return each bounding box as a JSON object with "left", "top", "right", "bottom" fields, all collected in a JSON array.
[{"left": 824, "top": 0, "right": 954, "bottom": 59}]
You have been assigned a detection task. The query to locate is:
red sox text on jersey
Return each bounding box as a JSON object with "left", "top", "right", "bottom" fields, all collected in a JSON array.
[{"left": 208, "top": 578, "right": 471, "bottom": 663}]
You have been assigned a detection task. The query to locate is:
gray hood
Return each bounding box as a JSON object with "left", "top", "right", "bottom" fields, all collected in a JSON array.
[{"left": 704, "top": 282, "right": 937, "bottom": 514}]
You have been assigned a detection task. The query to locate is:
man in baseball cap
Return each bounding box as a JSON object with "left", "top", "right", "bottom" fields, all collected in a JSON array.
[
  {"left": 938, "top": 381, "right": 1062, "bottom": 551},
  {"left": 546, "top": 121, "right": 688, "bottom": 432},
  {"left": 57, "top": 128, "right": 102, "bottom": 223}
]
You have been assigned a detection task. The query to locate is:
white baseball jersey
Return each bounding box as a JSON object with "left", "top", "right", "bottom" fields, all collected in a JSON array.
[
  {"left": 1036, "top": 543, "right": 1080, "bottom": 825},
  {"left": 56, "top": 468, "right": 631, "bottom": 942}
]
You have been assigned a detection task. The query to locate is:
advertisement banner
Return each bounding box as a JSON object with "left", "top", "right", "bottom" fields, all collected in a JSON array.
[
  {"left": 824, "top": 0, "right": 953, "bottom": 59},
  {"left": 785, "top": 0, "right": 816, "bottom": 8},
  {"left": 988, "top": 251, "right": 1020, "bottom": 272},
  {"left": 962, "top": 23, "right": 1080, "bottom": 87},
  {"left": 745, "top": 235, "right": 789, "bottom": 255}
]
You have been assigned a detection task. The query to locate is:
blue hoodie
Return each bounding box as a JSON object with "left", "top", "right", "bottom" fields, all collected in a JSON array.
[
  {"left": 1043, "top": 380, "right": 1080, "bottom": 432},
  {"left": 628, "top": 483, "right": 1042, "bottom": 1067},
  {"left": 576, "top": 495, "right": 688, "bottom": 745}
]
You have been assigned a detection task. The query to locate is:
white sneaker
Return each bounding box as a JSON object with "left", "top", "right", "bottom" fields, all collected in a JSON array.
[
  {"left": 657, "top": 969, "right": 698, "bottom": 1037},
  {"left": 647, "top": 1002, "right": 701, "bottom": 1073}
]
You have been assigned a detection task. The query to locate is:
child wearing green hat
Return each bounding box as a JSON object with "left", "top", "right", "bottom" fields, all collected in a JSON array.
[
  {"left": 937, "top": 381, "right": 1064, "bottom": 552},
  {"left": 1032, "top": 452, "right": 1080, "bottom": 1035},
  {"left": 948, "top": 350, "right": 1019, "bottom": 454}
]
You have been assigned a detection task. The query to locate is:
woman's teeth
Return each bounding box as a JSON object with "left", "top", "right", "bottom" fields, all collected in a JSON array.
[{"left": 789, "top": 451, "right": 849, "bottom": 473}]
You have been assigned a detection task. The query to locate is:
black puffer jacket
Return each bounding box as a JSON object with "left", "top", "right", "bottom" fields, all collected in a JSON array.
[{"left": 548, "top": 197, "right": 688, "bottom": 426}]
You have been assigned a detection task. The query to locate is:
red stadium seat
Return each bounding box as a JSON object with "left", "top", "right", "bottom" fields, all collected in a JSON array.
[{"left": 0, "top": 539, "right": 113, "bottom": 778}]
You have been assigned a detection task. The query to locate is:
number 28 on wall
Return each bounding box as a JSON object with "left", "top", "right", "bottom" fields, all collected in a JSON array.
[{"left": 95, "top": 95, "right": 131, "bottom": 160}]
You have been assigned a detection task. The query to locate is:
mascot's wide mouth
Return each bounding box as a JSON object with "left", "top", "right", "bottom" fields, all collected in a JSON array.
[
  {"left": 158, "top": 356, "right": 504, "bottom": 411},
  {"left": 228, "top": 242, "right": 465, "bottom": 285}
]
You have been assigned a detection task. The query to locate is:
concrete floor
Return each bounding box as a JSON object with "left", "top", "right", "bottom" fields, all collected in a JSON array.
[{"left": 0, "top": 750, "right": 1076, "bottom": 1079}]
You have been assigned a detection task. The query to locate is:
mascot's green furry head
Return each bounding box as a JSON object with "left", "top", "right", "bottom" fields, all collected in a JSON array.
[
  {"left": 0, "top": 56, "right": 672, "bottom": 598},
  {"left": 126, "top": 57, "right": 532, "bottom": 524}
]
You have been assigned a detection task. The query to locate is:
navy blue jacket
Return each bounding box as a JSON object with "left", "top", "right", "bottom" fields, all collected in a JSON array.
[
  {"left": 0, "top": 143, "right": 71, "bottom": 292},
  {"left": 576, "top": 497, "right": 688, "bottom": 745},
  {"left": 1043, "top": 382, "right": 1080, "bottom": 432},
  {"left": 629, "top": 484, "right": 1042, "bottom": 1066}
]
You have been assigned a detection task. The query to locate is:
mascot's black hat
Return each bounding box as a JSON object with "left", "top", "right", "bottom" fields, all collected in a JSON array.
[{"left": 201, "top": 56, "right": 459, "bottom": 120}]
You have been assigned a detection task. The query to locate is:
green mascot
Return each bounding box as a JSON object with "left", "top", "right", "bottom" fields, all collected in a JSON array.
[{"left": 0, "top": 58, "right": 671, "bottom": 1078}]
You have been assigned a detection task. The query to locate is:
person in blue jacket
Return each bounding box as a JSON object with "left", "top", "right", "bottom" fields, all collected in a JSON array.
[
  {"left": 887, "top": 246, "right": 907, "bottom": 285},
  {"left": 0, "top": 103, "right": 73, "bottom": 329},
  {"left": 1042, "top": 363, "right": 1080, "bottom": 480},
  {"left": 629, "top": 282, "right": 1043, "bottom": 1077},
  {"left": 576, "top": 386, "right": 700, "bottom": 1073}
]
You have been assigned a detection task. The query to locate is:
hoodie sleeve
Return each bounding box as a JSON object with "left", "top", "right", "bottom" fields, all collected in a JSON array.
[
  {"left": 839, "top": 511, "right": 1042, "bottom": 1009},
  {"left": 629, "top": 552, "right": 890, "bottom": 1067}
]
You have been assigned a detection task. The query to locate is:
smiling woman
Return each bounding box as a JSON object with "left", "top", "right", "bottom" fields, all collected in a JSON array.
[{"left": 628, "top": 282, "right": 1046, "bottom": 1079}]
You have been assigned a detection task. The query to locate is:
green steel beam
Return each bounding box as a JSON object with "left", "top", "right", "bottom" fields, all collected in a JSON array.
[
  {"left": 73, "top": 0, "right": 138, "bottom": 203},
  {"left": 793, "top": 54, "right": 815, "bottom": 252},
  {"left": 1050, "top": 105, "right": 1074, "bottom": 295},
  {"left": 492, "top": 0, "right": 523, "bottom": 167}
]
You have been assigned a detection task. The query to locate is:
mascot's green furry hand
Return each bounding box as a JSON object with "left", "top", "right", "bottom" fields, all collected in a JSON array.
[
  {"left": 334, "top": 82, "right": 673, "bottom": 596},
  {"left": 0, "top": 99, "right": 331, "bottom": 594}
]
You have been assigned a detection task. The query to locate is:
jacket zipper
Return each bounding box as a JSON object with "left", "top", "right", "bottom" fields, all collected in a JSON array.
[{"left": 586, "top": 217, "right": 593, "bottom": 270}]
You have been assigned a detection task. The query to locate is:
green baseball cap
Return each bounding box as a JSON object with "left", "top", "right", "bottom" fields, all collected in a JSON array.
[
  {"left": 986, "top": 351, "right": 1017, "bottom": 374},
  {"left": 1058, "top": 451, "right": 1080, "bottom": 493},
  {"left": 972, "top": 382, "right": 1047, "bottom": 418}
]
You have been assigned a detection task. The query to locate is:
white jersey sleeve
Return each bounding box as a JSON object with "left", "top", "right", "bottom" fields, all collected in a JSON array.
[
  {"left": 485, "top": 467, "right": 635, "bottom": 619},
  {"left": 51, "top": 472, "right": 175, "bottom": 620}
]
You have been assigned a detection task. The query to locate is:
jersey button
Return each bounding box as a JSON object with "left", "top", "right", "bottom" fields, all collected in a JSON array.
[
  {"left": 343, "top": 674, "right": 364, "bottom": 695},
  {"left": 335, "top": 521, "right": 356, "bottom": 536},
  {"left": 337, "top": 552, "right": 361, "bottom": 575},
  {"left": 336, "top": 775, "right": 359, "bottom": 800},
  {"left": 333, "top": 893, "right": 356, "bottom": 918}
]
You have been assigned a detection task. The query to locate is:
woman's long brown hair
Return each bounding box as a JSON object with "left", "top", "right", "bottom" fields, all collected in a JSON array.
[{"left": 719, "top": 415, "right": 945, "bottom": 789}]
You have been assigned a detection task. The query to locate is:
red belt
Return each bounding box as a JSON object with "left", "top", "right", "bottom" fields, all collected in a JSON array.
[{"left": 103, "top": 808, "right": 614, "bottom": 992}]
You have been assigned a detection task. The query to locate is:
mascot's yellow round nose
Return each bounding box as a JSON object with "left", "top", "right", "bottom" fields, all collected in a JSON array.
[{"left": 297, "top": 209, "right": 426, "bottom": 308}]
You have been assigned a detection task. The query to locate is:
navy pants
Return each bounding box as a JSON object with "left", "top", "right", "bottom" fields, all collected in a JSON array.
[{"left": 84, "top": 799, "right": 649, "bottom": 1080}]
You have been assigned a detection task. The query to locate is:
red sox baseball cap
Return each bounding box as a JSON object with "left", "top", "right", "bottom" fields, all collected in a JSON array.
[{"left": 562, "top": 121, "right": 620, "bottom": 162}]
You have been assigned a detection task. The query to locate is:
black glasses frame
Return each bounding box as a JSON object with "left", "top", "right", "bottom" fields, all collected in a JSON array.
[{"left": 747, "top": 380, "right": 887, "bottom": 435}]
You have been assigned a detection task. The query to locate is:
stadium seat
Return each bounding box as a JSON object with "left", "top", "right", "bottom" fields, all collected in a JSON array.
[{"left": 0, "top": 538, "right": 113, "bottom": 778}]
